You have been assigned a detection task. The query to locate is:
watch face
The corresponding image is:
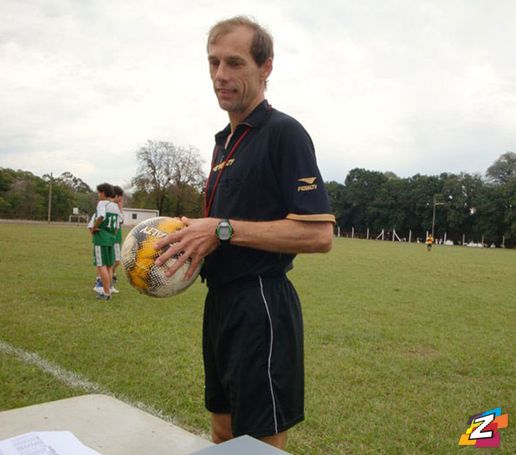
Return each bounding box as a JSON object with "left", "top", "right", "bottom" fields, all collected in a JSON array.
[{"left": 217, "top": 221, "right": 232, "bottom": 241}]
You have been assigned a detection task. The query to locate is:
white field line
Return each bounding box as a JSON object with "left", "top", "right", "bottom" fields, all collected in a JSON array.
[
  {"left": 0, "top": 339, "right": 207, "bottom": 437},
  {"left": 0, "top": 339, "right": 106, "bottom": 393}
]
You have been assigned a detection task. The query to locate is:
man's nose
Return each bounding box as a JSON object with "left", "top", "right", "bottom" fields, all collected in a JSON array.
[{"left": 214, "top": 62, "right": 228, "bottom": 81}]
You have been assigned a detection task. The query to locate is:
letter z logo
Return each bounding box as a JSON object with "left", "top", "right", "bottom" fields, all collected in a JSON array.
[
  {"left": 459, "top": 407, "right": 508, "bottom": 447},
  {"left": 470, "top": 414, "right": 495, "bottom": 440}
]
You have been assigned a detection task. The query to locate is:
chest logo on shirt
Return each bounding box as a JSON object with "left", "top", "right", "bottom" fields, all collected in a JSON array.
[
  {"left": 212, "top": 158, "right": 236, "bottom": 173},
  {"left": 297, "top": 177, "right": 318, "bottom": 192}
]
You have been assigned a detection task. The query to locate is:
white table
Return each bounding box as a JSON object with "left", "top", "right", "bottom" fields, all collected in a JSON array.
[{"left": 0, "top": 394, "right": 213, "bottom": 455}]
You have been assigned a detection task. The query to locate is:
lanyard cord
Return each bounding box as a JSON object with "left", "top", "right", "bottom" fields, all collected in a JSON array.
[{"left": 204, "top": 127, "right": 251, "bottom": 217}]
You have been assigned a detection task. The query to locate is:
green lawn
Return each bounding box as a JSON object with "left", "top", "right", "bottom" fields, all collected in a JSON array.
[{"left": 0, "top": 223, "right": 514, "bottom": 454}]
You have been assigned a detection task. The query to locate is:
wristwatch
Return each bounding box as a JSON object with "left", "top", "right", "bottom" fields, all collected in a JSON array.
[{"left": 215, "top": 219, "right": 233, "bottom": 243}]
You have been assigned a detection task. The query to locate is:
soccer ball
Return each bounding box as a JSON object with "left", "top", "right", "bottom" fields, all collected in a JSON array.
[{"left": 121, "top": 216, "right": 201, "bottom": 297}]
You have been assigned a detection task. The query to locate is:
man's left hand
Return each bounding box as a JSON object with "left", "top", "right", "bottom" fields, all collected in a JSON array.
[{"left": 154, "top": 217, "right": 220, "bottom": 279}]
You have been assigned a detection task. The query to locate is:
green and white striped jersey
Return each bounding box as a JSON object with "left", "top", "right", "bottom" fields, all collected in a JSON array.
[{"left": 91, "top": 200, "right": 121, "bottom": 246}]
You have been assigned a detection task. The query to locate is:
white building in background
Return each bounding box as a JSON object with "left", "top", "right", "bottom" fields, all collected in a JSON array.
[{"left": 123, "top": 208, "right": 159, "bottom": 226}]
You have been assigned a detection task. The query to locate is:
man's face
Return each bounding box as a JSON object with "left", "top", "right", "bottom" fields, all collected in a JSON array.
[{"left": 208, "top": 26, "right": 271, "bottom": 117}]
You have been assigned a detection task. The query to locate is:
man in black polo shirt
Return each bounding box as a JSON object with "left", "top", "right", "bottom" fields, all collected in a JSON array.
[{"left": 155, "top": 16, "right": 334, "bottom": 450}]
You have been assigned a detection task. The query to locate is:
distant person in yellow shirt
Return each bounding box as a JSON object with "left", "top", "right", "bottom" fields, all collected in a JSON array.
[{"left": 426, "top": 234, "right": 433, "bottom": 251}]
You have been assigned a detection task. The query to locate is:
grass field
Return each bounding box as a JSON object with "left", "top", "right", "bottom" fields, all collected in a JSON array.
[{"left": 0, "top": 222, "right": 514, "bottom": 454}]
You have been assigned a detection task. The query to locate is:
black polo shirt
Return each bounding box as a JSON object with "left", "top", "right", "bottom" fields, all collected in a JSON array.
[{"left": 203, "top": 100, "right": 334, "bottom": 288}]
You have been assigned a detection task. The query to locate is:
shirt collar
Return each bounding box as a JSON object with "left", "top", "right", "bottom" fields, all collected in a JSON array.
[
  {"left": 215, "top": 100, "right": 272, "bottom": 144},
  {"left": 242, "top": 99, "right": 272, "bottom": 128}
]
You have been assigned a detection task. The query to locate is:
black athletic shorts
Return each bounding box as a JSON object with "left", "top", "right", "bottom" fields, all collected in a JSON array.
[{"left": 203, "top": 274, "right": 304, "bottom": 438}]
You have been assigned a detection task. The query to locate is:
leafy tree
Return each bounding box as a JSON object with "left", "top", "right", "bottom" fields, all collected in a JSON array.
[
  {"left": 325, "top": 181, "right": 346, "bottom": 227},
  {"left": 3, "top": 170, "right": 47, "bottom": 219},
  {"left": 42, "top": 174, "right": 75, "bottom": 221},
  {"left": 486, "top": 152, "right": 516, "bottom": 185},
  {"left": 340, "top": 168, "right": 388, "bottom": 232},
  {"left": 473, "top": 184, "right": 506, "bottom": 245},
  {"left": 167, "top": 145, "right": 206, "bottom": 216},
  {"left": 383, "top": 171, "right": 399, "bottom": 180},
  {"left": 440, "top": 173, "right": 483, "bottom": 240},
  {"left": 132, "top": 140, "right": 205, "bottom": 216},
  {"left": 0, "top": 168, "right": 15, "bottom": 192},
  {"left": 41, "top": 172, "right": 96, "bottom": 220},
  {"left": 0, "top": 168, "right": 15, "bottom": 213},
  {"left": 401, "top": 174, "right": 442, "bottom": 238},
  {"left": 368, "top": 176, "right": 408, "bottom": 232},
  {"left": 501, "top": 177, "right": 516, "bottom": 246},
  {"left": 56, "top": 171, "right": 92, "bottom": 193}
]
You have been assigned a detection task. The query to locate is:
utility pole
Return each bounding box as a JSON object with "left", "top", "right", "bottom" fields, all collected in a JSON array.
[
  {"left": 47, "top": 172, "right": 53, "bottom": 223},
  {"left": 431, "top": 195, "right": 445, "bottom": 238}
]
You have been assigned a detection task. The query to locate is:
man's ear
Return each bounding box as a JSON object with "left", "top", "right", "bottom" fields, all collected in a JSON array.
[{"left": 261, "top": 57, "right": 273, "bottom": 82}]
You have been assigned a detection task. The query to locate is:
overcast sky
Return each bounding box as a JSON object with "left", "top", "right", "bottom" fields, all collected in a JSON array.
[{"left": 1, "top": 0, "right": 515, "bottom": 189}]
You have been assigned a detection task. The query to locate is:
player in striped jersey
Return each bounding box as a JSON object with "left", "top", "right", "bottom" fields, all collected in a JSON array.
[{"left": 90, "top": 183, "right": 121, "bottom": 300}]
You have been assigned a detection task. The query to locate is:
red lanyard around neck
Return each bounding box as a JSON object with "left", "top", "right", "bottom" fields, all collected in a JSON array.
[{"left": 204, "top": 127, "right": 251, "bottom": 217}]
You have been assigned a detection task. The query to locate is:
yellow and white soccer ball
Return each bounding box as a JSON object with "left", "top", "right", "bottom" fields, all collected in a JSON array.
[{"left": 121, "top": 216, "right": 201, "bottom": 297}]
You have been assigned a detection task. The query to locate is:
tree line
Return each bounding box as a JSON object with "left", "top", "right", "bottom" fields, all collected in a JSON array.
[
  {"left": 327, "top": 152, "right": 516, "bottom": 247},
  {"left": 0, "top": 169, "right": 96, "bottom": 221},
  {"left": 1, "top": 145, "right": 515, "bottom": 246},
  {"left": 0, "top": 140, "right": 205, "bottom": 222}
]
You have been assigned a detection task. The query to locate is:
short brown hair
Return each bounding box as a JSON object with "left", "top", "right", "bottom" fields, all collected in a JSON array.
[
  {"left": 207, "top": 16, "right": 274, "bottom": 67},
  {"left": 96, "top": 183, "right": 114, "bottom": 198},
  {"left": 113, "top": 185, "right": 124, "bottom": 197}
]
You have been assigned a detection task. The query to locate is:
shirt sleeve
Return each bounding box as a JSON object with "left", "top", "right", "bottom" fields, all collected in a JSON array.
[
  {"left": 275, "top": 118, "right": 335, "bottom": 223},
  {"left": 96, "top": 201, "right": 106, "bottom": 219}
]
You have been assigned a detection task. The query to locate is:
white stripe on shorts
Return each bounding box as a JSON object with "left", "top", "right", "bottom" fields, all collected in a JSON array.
[
  {"left": 94, "top": 245, "right": 103, "bottom": 266},
  {"left": 114, "top": 243, "right": 121, "bottom": 261},
  {"left": 258, "top": 276, "right": 279, "bottom": 434}
]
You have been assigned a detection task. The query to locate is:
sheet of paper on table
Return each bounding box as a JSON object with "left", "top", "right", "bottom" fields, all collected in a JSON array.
[{"left": 0, "top": 431, "right": 102, "bottom": 455}]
